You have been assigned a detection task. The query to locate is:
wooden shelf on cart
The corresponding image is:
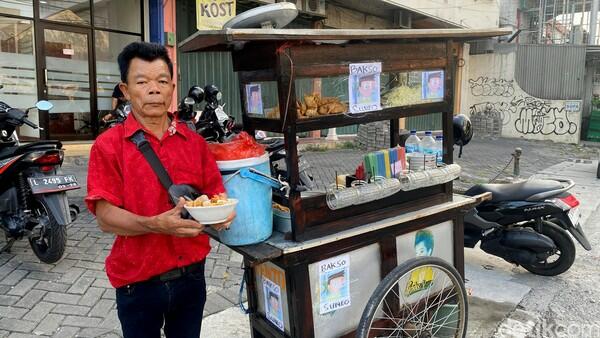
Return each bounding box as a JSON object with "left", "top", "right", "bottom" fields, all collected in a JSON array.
[{"left": 245, "top": 101, "right": 450, "bottom": 133}]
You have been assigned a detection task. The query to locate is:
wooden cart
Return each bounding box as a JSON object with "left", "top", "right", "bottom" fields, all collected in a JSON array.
[{"left": 180, "top": 28, "right": 507, "bottom": 338}]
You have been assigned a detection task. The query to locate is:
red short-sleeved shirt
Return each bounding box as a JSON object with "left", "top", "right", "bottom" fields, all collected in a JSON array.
[{"left": 85, "top": 114, "right": 224, "bottom": 288}]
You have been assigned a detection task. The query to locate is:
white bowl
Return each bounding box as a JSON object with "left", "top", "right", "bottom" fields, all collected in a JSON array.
[{"left": 184, "top": 199, "right": 238, "bottom": 225}]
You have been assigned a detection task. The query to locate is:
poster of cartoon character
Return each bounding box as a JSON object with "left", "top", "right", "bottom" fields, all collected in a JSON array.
[
  {"left": 404, "top": 229, "right": 435, "bottom": 296},
  {"left": 318, "top": 254, "right": 351, "bottom": 315},
  {"left": 421, "top": 70, "right": 444, "bottom": 100},
  {"left": 262, "top": 277, "right": 284, "bottom": 331},
  {"left": 349, "top": 62, "right": 381, "bottom": 114},
  {"left": 245, "top": 83, "right": 263, "bottom": 115}
]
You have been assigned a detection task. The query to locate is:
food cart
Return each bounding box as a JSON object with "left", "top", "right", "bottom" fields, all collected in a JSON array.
[{"left": 180, "top": 27, "right": 508, "bottom": 338}]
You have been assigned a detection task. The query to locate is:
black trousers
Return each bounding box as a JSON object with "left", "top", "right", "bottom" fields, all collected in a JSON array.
[{"left": 115, "top": 263, "right": 206, "bottom": 338}]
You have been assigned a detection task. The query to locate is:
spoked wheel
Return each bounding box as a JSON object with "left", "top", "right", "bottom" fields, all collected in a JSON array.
[
  {"left": 28, "top": 200, "right": 66, "bottom": 264},
  {"left": 357, "top": 257, "right": 468, "bottom": 338}
]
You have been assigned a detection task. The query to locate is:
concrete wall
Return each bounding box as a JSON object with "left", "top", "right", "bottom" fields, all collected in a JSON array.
[
  {"left": 460, "top": 50, "right": 582, "bottom": 144},
  {"left": 386, "top": 0, "right": 499, "bottom": 29}
]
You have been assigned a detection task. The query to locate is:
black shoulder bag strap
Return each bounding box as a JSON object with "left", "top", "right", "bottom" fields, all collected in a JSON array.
[{"left": 129, "top": 130, "right": 173, "bottom": 190}]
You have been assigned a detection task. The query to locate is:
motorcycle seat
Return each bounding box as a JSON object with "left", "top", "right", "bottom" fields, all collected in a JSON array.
[
  {"left": 465, "top": 179, "right": 564, "bottom": 202},
  {"left": 0, "top": 145, "right": 18, "bottom": 159},
  {"left": 0, "top": 141, "right": 62, "bottom": 160}
]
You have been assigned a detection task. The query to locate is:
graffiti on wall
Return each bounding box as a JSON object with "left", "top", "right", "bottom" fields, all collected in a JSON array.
[
  {"left": 469, "top": 77, "right": 515, "bottom": 97},
  {"left": 512, "top": 97, "right": 578, "bottom": 136},
  {"left": 468, "top": 95, "right": 578, "bottom": 137}
]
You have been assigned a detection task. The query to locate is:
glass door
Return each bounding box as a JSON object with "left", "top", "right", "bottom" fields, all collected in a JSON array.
[{"left": 38, "top": 24, "right": 94, "bottom": 140}]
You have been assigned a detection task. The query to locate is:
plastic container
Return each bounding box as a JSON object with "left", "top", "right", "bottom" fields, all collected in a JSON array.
[
  {"left": 435, "top": 136, "right": 444, "bottom": 165},
  {"left": 421, "top": 131, "right": 436, "bottom": 156},
  {"left": 405, "top": 130, "right": 422, "bottom": 153},
  {"left": 406, "top": 152, "right": 437, "bottom": 171},
  {"left": 273, "top": 208, "right": 291, "bottom": 233},
  {"left": 217, "top": 154, "right": 273, "bottom": 246}
]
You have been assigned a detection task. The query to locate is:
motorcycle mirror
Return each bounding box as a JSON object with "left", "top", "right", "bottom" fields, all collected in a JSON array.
[
  {"left": 35, "top": 100, "right": 53, "bottom": 111},
  {"left": 0, "top": 84, "right": 3, "bottom": 90},
  {"left": 187, "top": 86, "right": 204, "bottom": 104},
  {"left": 183, "top": 97, "right": 196, "bottom": 106}
]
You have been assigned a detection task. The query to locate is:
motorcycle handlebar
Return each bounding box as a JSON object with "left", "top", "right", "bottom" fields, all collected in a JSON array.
[{"left": 22, "top": 118, "right": 38, "bottom": 129}]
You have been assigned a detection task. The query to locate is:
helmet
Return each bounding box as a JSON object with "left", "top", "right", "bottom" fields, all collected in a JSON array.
[
  {"left": 453, "top": 114, "right": 473, "bottom": 146},
  {"left": 453, "top": 114, "right": 473, "bottom": 157}
]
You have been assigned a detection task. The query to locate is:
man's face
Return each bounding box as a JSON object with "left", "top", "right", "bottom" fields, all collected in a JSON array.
[
  {"left": 428, "top": 76, "right": 442, "bottom": 92},
  {"left": 269, "top": 296, "right": 279, "bottom": 311},
  {"left": 250, "top": 90, "right": 260, "bottom": 105},
  {"left": 415, "top": 242, "right": 432, "bottom": 257},
  {"left": 327, "top": 276, "right": 345, "bottom": 294},
  {"left": 358, "top": 79, "right": 375, "bottom": 98},
  {"left": 120, "top": 58, "right": 174, "bottom": 118}
]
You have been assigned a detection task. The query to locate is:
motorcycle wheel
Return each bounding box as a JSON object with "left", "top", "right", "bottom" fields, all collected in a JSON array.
[
  {"left": 521, "top": 221, "right": 575, "bottom": 276},
  {"left": 28, "top": 200, "right": 67, "bottom": 264}
]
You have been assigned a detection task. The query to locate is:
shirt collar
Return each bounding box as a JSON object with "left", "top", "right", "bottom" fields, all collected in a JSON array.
[{"left": 123, "top": 113, "right": 187, "bottom": 140}]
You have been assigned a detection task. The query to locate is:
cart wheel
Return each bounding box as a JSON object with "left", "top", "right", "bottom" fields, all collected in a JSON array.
[{"left": 357, "top": 257, "right": 468, "bottom": 338}]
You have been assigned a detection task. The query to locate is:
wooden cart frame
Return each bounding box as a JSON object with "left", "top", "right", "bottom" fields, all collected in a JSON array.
[{"left": 180, "top": 27, "right": 507, "bottom": 338}]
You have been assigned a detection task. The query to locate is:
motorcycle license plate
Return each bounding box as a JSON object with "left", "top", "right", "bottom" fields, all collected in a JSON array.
[
  {"left": 28, "top": 175, "right": 80, "bottom": 194},
  {"left": 568, "top": 207, "right": 581, "bottom": 226}
]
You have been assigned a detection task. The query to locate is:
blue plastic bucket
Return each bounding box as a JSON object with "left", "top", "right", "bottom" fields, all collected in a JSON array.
[{"left": 217, "top": 154, "right": 274, "bottom": 246}]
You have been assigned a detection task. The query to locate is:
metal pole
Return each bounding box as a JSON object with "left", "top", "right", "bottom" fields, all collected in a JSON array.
[
  {"left": 590, "top": 0, "right": 599, "bottom": 44},
  {"left": 539, "top": 0, "right": 546, "bottom": 43},
  {"left": 512, "top": 147, "right": 522, "bottom": 177},
  {"left": 570, "top": 2, "right": 576, "bottom": 43}
]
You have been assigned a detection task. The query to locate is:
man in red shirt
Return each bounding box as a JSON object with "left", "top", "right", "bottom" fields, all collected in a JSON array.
[{"left": 86, "top": 42, "right": 235, "bottom": 338}]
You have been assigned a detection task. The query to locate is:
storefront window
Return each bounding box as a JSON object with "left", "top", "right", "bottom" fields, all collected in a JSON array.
[
  {"left": 0, "top": 0, "right": 33, "bottom": 17},
  {"left": 95, "top": 31, "right": 139, "bottom": 115},
  {"left": 40, "top": 0, "right": 91, "bottom": 25},
  {"left": 93, "top": 0, "right": 141, "bottom": 33},
  {"left": 0, "top": 17, "right": 38, "bottom": 138}
]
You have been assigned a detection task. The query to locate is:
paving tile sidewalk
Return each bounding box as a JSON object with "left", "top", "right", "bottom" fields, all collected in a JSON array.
[{"left": 0, "top": 136, "right": 597, "bottom": 337}]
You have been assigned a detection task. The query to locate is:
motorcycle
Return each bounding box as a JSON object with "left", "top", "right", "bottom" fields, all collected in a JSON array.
[
  {"left": 464, "top": 179, "right": 590, "bottom": 276},
  {"left": 454, "top": 115, "right": 591, "bottom": 276},
  {"left": 0, "top": 91, "right": 80, "bottom": 263},
  {"left": 100, "top": 102, "right": 129, "bottom": 129},
  {"left": 178, "top": 85, "right": 315, "bottom": 191}
]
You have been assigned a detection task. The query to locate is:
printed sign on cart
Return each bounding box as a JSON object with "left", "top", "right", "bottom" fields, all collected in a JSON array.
[
  {"left": 196, "top": 0, "right": 236, "bottom": 30},
  {"left": 349, "top": 62, "right": 381, "bottom": 114},
  {"left": 262, "top": 277, "right": 284, "bottom": 331},
  {"left": 319, "top": 254, "right": 351, "bottom": 314}
]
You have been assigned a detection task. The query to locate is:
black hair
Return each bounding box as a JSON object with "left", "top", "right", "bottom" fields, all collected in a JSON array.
[
  {"left": 268, "top": 292, "right": 278, "bottom": 300},
  {"left": 250, "top": 85, "right": 260, "bottom": 94},
  {"left": 327, "top": 271, "right": 345, "bottom": 284},
  {"left": 428, "top": 72, "right": 442, "bottom": 81},
  {"left": 118, "top": 42, "right": 173, "bottom": 83},
  {"left": 359, "top": 74, "right": 375, "bottom": 84}
]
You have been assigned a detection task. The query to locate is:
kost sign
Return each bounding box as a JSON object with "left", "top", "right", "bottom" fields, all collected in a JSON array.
[{"left": 196, "top": 0, "right": 236, "bottom": 30}]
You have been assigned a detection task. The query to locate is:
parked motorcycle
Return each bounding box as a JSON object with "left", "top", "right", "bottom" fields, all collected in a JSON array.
[
  {"left": 464, "top": 179, "right": 590, "bottom": 276},
  {"left": 0, "top": 94, "right": 80, "bottom": 263},
  {"left": 454, "top": 115, "right": 591, "bottom": 276},
  {"left": 100, "top": 102, "right": 129, "bottom": 129}
]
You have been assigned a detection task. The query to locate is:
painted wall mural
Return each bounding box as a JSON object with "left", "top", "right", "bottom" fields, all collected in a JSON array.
[{"left": 463, "top": 53, "right": 581, "bottom": 144}]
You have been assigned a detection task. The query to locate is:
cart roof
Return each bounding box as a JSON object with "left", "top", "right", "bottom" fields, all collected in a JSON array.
[{"left": 179, "top": 28, "right": 511, "bottom": 53}]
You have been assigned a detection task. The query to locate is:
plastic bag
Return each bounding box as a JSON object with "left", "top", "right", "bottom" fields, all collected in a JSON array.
[{"left": 207, "top": 132, "right": 266, "bottom": 161}]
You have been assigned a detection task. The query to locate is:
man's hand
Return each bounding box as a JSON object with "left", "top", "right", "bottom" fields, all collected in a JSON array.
[
  {"left": 147, "top": 198, "right": 205, "bottom": 237},
  {"left": 211, "top": 211, "right": 236, "bottom": 232}
]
